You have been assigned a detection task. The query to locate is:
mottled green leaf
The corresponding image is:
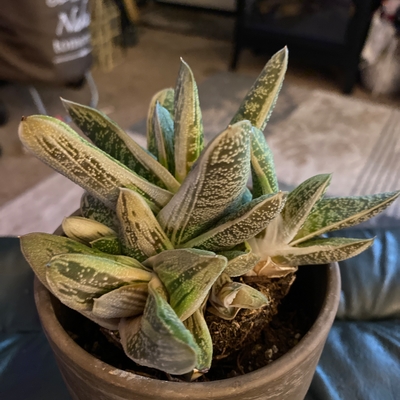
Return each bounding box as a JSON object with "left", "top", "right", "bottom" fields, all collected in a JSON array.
[
  {"left": 158, "top": 120, "right": 252, "bottom": 246},
  {"left": 90, "top": 236, "right": 121, "bottom": 255},
  {"left": 62, "top": 99, "right": 180, "bottom": 193},
  {"left": 149, "top": 102, "right": 175, "bottom": 173},
  {"left": 117, "top": 188, "right": 174, "bottom": 262},
  {"left": 20, "top": 233, "right": 147, "bottom": 291},
  {"left": 279, "top": 174, "right": 331, "bottom": 243},
  {"left": 144, "top": 249, "right": 227, "bottom": 321},
  {"left": 174, "top": 59, "right": 204, "bottom": 183},
  {"left": 219, "top": 242, "right": 260, "bottom": 277},
  {"left": 18, "top": 116, "right": 173, "bottom": 213},
  {"left": 183, "top": 304, "right": 212, "bottom": 372},
  {"left": 47, "top": 253, "right": 152, "bottom": 312},
  {"left": 230, "top": 47, "right": 288, "bottom": 130},
  {"left": 92, "top": 282, "right": 148, "bottom": 318},
  {"left": 119, "top": 277, "right": 198, "bottom": 375},
  {"left": 62, "top": 216, "right": 116, "bottom": 244},
  {"left": 147, "top": 88, "right": 175, "bottom": 158},
  {"left": 250, "top": 126, "right": 278, "bottom": 196},
  {"left": 292, "top": 191, "right": 400, "bottom": 244},
  {"left": 273, "top": 237, "right": 374, "bottom": 266},
  {"left": 80, "top": 192, "right": 119, "bottom": 230},
  {"left": 180, "top": 192, "right": 286, "bottom": 251}
]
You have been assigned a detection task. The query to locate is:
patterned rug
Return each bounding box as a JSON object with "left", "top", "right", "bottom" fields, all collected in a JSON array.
[{"left": 1, "top": 72, "right": 399, "bottom": 235}]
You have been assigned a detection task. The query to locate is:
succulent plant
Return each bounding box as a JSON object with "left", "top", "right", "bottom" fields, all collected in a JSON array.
[{"left": 19, "top": 48, "right": 399, "bottom": 379}]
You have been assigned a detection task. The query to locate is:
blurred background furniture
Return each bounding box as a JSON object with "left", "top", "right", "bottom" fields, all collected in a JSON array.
[{"left": 231, "top": 0, "right": 380, "bottom": 93}]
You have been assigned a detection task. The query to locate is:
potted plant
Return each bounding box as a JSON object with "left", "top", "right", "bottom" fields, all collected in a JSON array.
[{"left": 19, "top": 48, "right": 399, "bottom": 400}]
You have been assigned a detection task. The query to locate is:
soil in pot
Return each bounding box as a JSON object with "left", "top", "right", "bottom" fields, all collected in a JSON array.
[{"left": 53, "top": 265, "right": 319, "bottom": 382}]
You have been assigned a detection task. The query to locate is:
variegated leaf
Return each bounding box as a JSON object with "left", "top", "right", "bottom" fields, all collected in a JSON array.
[
  {"left": 180, "top": 192, "right": 286, "bottom": 251},
  {"left": 272, "top": 237, "right": 374, "bottom": 266},
  {"left": 292, "top": 191, "right": 400, "bottom": 244},
  {"left": 219, "top": 242, "right": 260, "bottom": 277},
  {"left": 147, "top": 88, "right": 175, "bottom": 158},
  {"left": 62, "top": 216, "right": 116, "bottom": 244},
  {"left": 80, "top": 192, "right": 119, "bottom": 230},
  {"left": 80, "top": 310, "right": 120, "bottom": 330},
  {"left": 230, "top": 47, "right": 288, "bottom": 130},
  {"left": 144, "top": 249, "right": 227, "bottom": 321},
  {"left": 90, "top": 236, "right": 121, "bottom": 255},
  {"left": 208, "top": 274, "right": 239, "bottom": 320},
  {"left": 117, "top": 188, "right": 174, "bottom": 262},
  {"left": 158, "top": 120, "right": 252, "bottom": 246},
  {"left": 62, "top": 99, "right": 180, "bottom": 193},
  {"left": 183, "top": 306, "right": 212, "bottom": 372},
  {"left": 174, "top": 59, "right": 204, "bottom": 183},
  {"left": 279, "top": 174, "right": 331, "bottom": 243},
  {"left": 47, "top": 253, "right": 152, "bottom": 311},
  {"left": 251, "top": 126, "right": 278, "bottom": 197},
  {"left": 20, "top": 233, "right": 147, "bottom": 291},
  {"left": 92, "top": 282, "right": 148, "bottom": 318},
  {"left": 150, "top": 103, "right": 175, "bottom": 173},
  {"left": 119, "top": 277, "right": 198, "bottom": 375},
  {"left": 19, "top": 116, "right": 173, "bottom": 213}
]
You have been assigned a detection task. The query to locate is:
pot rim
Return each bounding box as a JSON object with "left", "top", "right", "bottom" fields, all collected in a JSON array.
[{"left": 34, "top": 262, "right": 340, "bottom": 395}]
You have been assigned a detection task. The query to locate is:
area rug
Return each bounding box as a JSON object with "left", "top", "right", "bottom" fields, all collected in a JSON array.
[{"left": 1, "top": 71, "right": 399, "bottom": 236}]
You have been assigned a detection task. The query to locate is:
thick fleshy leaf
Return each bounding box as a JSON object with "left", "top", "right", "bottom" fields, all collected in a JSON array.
[
  {"left": 20, "top": 233, "right": 146, "bottom": 291},
  {"left": 174, "top": 59, "right": 204, "bottom": 183},
  {"left": 230, "top": 47, "right": 288, "bottom": 130},
  {"left": 117, "top": 188, "right": 174, "bottom": 262},
  {"left": 292, "top": 191, "right": 400, "bottom": 244},
  {"left": 241, "top": 187, "right": 253, "bottom": 204},
  {"left": 180, "top": 192, "right": 286, "bottom": 251},
  {"left": 62, "top": 216, "right": 116, "bottom": 244},
  {"left": 149, "top": 103, "right": 175, "bottom": 173},
  {"left": 219, "top": 242, "right": 260, "bottom": 277},
  {"left": 144, "top": 249, "right": 227, "bottom": 321},
  {"left": 62, "top": 99, "right": 180, "bottom": 193},
  {"left": 183, "top": 305, "right": 212, "bottom": 372},
  {"left": 147, "top": 88, "right": 175, "bottom": 158},
  {"left": 19, "top": 116, "right": 173, "bottom": 213},
  {"left": 250, "top": 126, "right": 278, "bottom": 197},
  {"left": 90, "top": 236, "right": 121, "bottom": 255},
  {"left": 208, "top": 274, "right": 239, "bottom": 320},
  {"left": 279, "top": 174, "right": 332, "bottom": 243},
  {"left": 272, "top": 237, "right": 374, "bottom": 267},
  {"left": 158, "top": 120, "right": 252, "bottom": 246},
  {"left": 80, "top": 192, "right": 119, "bottom": 230},
  {"left": 46, "top": 253, "right": 152, "bottom": 311},
  {"left": 119, "top": 277, "right": 198, "bottom": 375},
  {"left": 92, "top": 282, "right": 148, "bottom": 318}
]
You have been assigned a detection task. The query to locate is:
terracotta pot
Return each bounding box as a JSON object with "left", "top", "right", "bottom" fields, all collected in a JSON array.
[{"left": 34, "top": 262, "right": 340, "bottom": 400}]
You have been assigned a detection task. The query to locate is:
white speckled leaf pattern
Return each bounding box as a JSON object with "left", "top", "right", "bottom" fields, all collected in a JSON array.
[
  {"left": 144, "top": 249, "right": 227, "bottom": 321},
  {"left": 273, "top": 237, "right": 374, "bottom": 266},
  {"left": 46, "top": 253, "right": 152, "bottom": 312},
  {"left": 152, "top": 103, "right": 175, "bottom": 172},
  {"left": 117, "top": 188, "right": 174, "bottom": 262},
  {"left": 20, "top": 233, "right": 146, "bottom": 291},
  {"left": 146, "top": 88, "right": 175, "bottom": 158},
  {"left": 92, "top": 282, "right": 149, "bottom": 318},
  {"left": 90, "top": 236, "right": 121, "bottom": 255},
  {"left": 62, "top": 216, "right": 116, "bottom": 244},
  {"left": 292, "top": 191, "right": 400, "bottom": 244},
  {"left": 183, "top": 307, "right": 213, "bottom": 372},
  {"left": 251, "top": 126, "right": 279, "bottom": 196},
  {"left": 62, "top": 99, "right": 180, "bottom": 193},
  {"left": 174, "top": 59, "right": 204, "bottom": 183},
  {"left": 280, "top": 174, "right": 331, "bottom": 243},
  {"left": 119, "top": 277, "right": 198, "bottom": 375},
  {"left": 80, "top": 192, "right": 119, "bottom": 230},
  {"left": 230, "top": 47, "right": 288, "bottom": 130},
  {"left": 157, "top": 120, "right": 252, "bottom": 246},
  {"left": 180, "top": 192, "right": 286, "bottom": 251},
  {"left": 18, "top": 116, "right": 173, "bottom": 213}
]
